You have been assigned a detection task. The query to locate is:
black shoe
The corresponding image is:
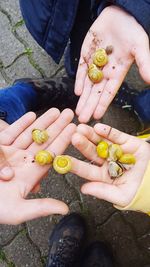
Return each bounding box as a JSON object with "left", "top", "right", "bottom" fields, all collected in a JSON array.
[
  {"left": 80, "top": 241, "right": 114, "bottom": 267},
  {"left": 46, "top": 213, "right": 86, "bottom": 267},
  {"left": 15, "top": 76, "right": 79, "bottom": 112}
]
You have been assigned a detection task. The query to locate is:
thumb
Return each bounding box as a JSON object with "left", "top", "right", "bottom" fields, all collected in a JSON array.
[
  {"left": 134, "top": 39, "right": 150, "bottom": 83},
  {"left": 81, "top": 182, "right": 128, "bottom": 207},
  {"left": 18, "top": 198, "right": 69, "bottom": 223},
  {"left": 0, "top": 147, "right": 14, "bottom": 180},
  {"left": 0, "top": 167, "right": 14, "bottom": 181}
]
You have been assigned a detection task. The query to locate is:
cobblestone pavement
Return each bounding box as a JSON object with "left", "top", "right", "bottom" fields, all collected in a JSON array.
[{"left": 0, "top": 1, "right": 150, "bottom": 267}]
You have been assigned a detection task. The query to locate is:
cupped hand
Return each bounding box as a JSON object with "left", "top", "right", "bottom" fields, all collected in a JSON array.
[
  {"left": 75, "top": 6, "right": 150, "bottom": 122},
  {"left": 0, "top": 108, "right": 75, "bottom": 224},
  {"left": 70, "top": 123, "right": 150, "bottom": 207}
]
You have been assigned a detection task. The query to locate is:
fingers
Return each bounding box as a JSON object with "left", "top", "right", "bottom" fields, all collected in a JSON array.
[
  {"left": 77, "top": 79, "right": 107, "bottom": 123},
  {"left": 0, "top": 147, "right": 14, "bottom": 180},
  {"left": 81, "top": 182, "right": 127, "bottom": 206},
  {"left": 76, "top": 124, "right": 101, "bottom": 144},
  {"left": 72, "top": 133, "right": 103, "bottom": 165},
  {"left": 74, "top": 57, "right": 88, "bottom": 96},
  {"left": 0, "top": 112, "right": 36, "bottom": 145},
  {"left": 0, "top": 120, "right": 9, "bottom": 132},
  {"left": 70, "top": 157, "right": 109, "bottom": 182},
  {"left": 0, "top": 167, "right": 14, "bottom": 181},
  {"left": 93, "top": 79, "right": 121, "bottom": 119},
  {"left": 133, "top": 36, "right": 150, "bottom": 83},
  {"left": 48, "top": 123, "right": 76, "bottom": 155},
  {"left": 13, "top": 108, "right": 60, "bottom": 149},
  {"left": 94, "top": 123, "right": 130, "bottom": 145},
  {"left": 11, "top": 199, "right": 69, "bottom": 224},
  {"left": 28, "top": 109, "right": 74, "bottom": 153},
  {"left": 75, "top": 77, "right": 93, "bottom": 116},
  {"left": 21, "top": 123, "right": 76, "bottom": 193}
]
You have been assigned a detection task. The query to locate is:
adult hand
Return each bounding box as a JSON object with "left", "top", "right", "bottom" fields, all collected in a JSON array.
[
  {"left": 71, "top": 123, "right": 150, "bottom": 207},
  {"left": 75, "top": 6, "right": 150, "bottom": 122},
  {"left": 0, "top": 108, "right": 75, "bottom": 224}
]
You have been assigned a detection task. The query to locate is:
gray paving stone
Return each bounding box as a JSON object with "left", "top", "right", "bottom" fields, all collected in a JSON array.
[
  {"left": 0, "top": 262, "right": 7, "bottom": 267},
  {"left": 16, "top": 24, "right": 64, "bottom": 78},
  {"left": 138, "top": 231, "right": 150, "bottom": 257},
  {"left": 5, "top": 56, "right": 41, "bottom": 83},
  {"left": 39, "top": 168, "right": 78, "bottom": 204},
  {"left": 126, "top": 64, "right": 146, "bottom": 90},
  {"left": 0, "top": 224, "right": 23, "bottom": 246},
  {"left": 122, "top": 211, "right": 150, "bottom": 237},
  {"left": 26, "top": 217, "right": 55, "bottom": 257},
  {"left": 0, "top": 73, "right": 7, "bottom": 88},
  {"left": 3, "top": 232, "right": 42, "bottom": 267},
  {"left": 0, "top": 11, "right": 24, "bottom": 67},
  {"left": 0, "top": 0, "right": 22, "bottom": 24},
  {"left": 96, "top": 212, "right": 150, "bottom": 267},
  {"left": 102, "top": 104, "right": 141, "bottom": 135}
]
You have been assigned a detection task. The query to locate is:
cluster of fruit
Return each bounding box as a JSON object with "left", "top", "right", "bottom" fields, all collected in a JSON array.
[{"left": 32, "top": 129, "right": 72, "bottom": 174}]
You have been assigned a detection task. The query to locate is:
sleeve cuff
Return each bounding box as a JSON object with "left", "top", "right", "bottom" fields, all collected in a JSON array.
[
  {"left": 114, "top": 161, "right": 150, "bottom": 215},
  {"left": 112, "top": 0, "right": 150, "bottom": 35}
]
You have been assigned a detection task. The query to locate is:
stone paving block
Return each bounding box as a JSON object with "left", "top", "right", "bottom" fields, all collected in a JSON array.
[
  {"left": 122, "top": 211, "right": 150, "bottom": 237},
  {"left": 3, "top": 232, "right": 43, "bottom": 267},
  {"left": 138, "top": 232, "right": 150, "bottom": 257},
  {"left": 126, "top": 64, "right": 146, "bottom": 90},
  {"left": 0, "top": 11, "right": 24, "bottom": 67},
  {"left": 0, "top": 73, "right": 7, "bottom": 88},
  {"left": 96, "top": 212, "right": 150, "bottom": 267},
  {"left": 39, "top": 168, "right": 78, "bottom": 204},
  {"left": 5, "top": 56, "right": 41, "bottom": 83},
  {"left": 0, "top": 262, "right": 7, "bottom": 267},
  {"left": 26, "top": 217, "right": 55, "bottom": 257},
  {"left": 0, "top": 0, "right": 22, "bottom": 24},
  {"left": 16, "top": 24, "right": 64, "bottom": 78},
  {"left": 0, "top": 224, "right": 23, "bottom": 246},
  {"left": 102, "top": 105, "right": 141, "bottom": 135}
]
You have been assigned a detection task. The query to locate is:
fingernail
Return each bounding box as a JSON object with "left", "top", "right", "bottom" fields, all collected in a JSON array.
[{"left": 1, "top": 167, "right": 13, "bottom": 177}]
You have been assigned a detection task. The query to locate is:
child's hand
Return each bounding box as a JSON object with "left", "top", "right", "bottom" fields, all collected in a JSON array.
[
  {"left": 0, "top": 120, "right": 15, "bottom": 180},
  {"left": 0, "top": 108, "right": 75, "bottom": 224},
  {"left": 75, "top": 6, "right": 150, "bottom": 122},
  {"left": 71, "top": 123, "right": 150, "bottom": 207}
]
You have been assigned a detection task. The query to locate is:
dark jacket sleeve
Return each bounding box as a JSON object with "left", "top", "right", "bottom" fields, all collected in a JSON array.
[{"left": 97, "top": 0, "right": 150, "bottom": 36}]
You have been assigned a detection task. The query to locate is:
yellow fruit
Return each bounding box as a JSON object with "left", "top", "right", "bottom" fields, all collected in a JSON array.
[
  {"left": 96, "top": 141, "right": 109, "bottom": 159},
  {"left": 53, "top": 155, "right": 72, "bottom": 174},
  {"left": 93, "top": 49, "right": 108, "bottom": 67},
  {"left": 108, "top": 144, "right": 123, "bottom": 161},
  {"left": 119, "top": 154, "right": 136, "bottom": 164},
  {"left": 32, "top": 129, "right": 49, "bottom": 144},
  {"left": 88, "top": 64, "right": 103, "bottom": 83},
  {"left": 35, "top": 150, "right": 54, "bottom": 165}
]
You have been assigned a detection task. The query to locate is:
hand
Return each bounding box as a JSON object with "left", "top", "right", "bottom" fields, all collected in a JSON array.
[
  {"left": 0, "top": 108, "right": 75, "bottom": 224},
  {"left": 0, "top": 120, "right": 15, "bottom": 180},
  {"left": 70, "top": 123, "right": 150, "bottom": 207},
  {"left": 75, "top": 6, "right": 150, "bottom": 122}
]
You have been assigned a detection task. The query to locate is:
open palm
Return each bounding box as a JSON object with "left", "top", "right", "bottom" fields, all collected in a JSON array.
[
  {"left": 75, "top": 6, "right": 150, "bottom": 122},
  {"left": 71, "top": 123, "right": 150, "bottom": 208},
  {"left": 0, "top": 108, "right": 75, "bottom": 224}
]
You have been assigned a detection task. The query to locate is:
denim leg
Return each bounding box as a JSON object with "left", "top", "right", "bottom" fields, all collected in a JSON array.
[
  {"left": 0, "top": 82, "right": 37, "bottom": 124},
  {"left": 65, "top": 0, "right": 92, "bottom": 78},
  {"left": 133, "top": 89, "right": 150, "bottom": 123}
]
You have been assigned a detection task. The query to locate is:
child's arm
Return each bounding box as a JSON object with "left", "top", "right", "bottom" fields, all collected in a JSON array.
[
  {"left": 75, "top": 5, "right": 150, "bottom": 122},
  {"left": 70, "top": 123, "right": 150, "bottom": 215}
]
